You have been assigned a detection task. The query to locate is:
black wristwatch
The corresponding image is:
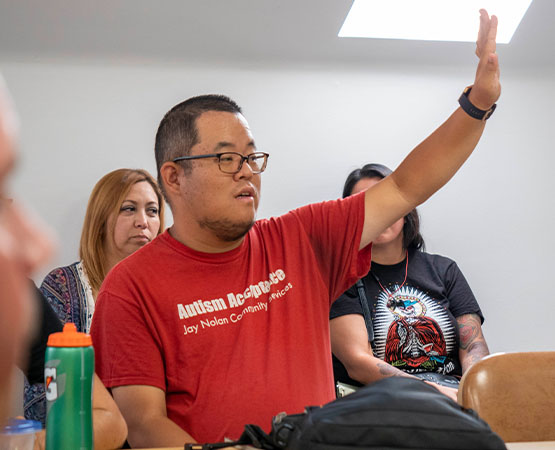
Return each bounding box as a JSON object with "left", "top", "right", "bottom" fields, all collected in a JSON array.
[{"left": 458, "top": 86, "right": 496, "bottom": 121}]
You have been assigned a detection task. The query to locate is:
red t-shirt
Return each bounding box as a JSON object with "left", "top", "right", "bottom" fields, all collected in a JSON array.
[{"left": 91, "top": 193, "right": 371, "bottom": 442}]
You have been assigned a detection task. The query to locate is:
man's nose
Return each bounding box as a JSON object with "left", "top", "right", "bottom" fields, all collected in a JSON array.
[{"left": 234, "top": 158, "right": 254, "bottom": 180}]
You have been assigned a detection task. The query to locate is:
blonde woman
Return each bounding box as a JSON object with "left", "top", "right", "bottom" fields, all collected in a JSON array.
[{"left": 25, "top": 168, "right": 165, "bottom": 423}]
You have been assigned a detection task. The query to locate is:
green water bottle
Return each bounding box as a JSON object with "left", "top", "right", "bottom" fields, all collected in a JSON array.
[{"left": 45, "top": 322, "right": 94, "bottom": 450}]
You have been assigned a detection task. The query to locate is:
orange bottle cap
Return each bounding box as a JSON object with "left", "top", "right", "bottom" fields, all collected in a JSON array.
[{"left": 47, "top": 323, "right": 92, "bottom": 347}]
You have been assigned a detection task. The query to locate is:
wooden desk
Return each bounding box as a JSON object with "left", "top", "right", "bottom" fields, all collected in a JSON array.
[
  {"left": 142, "top": 446, "right": 255, "bottom": 450},
  {"left": 142, "top": 447, "right": 255, "bottom": 450},
  {"left": 142, "top": 447, "right": 254, "bottom": 450},
  {"left": 144, "top": 443, "right": 555, "bottom": 450},
  {"left": 506, "top": 442, "right": 555, "bottom": 450}
]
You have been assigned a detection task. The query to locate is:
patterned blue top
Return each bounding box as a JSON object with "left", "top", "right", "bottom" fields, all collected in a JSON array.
[{"left": 24, "top": 261, "right": 93, "bottom": 424}]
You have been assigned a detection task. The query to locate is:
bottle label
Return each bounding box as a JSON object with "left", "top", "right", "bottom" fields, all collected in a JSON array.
[{"left": 45, "top": 367, "right": 58, "bottom": 402}]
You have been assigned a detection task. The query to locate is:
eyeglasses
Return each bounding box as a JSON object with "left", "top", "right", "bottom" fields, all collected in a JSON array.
[{"left": 172, "top": 152, "right": 269, "bottom": 175}]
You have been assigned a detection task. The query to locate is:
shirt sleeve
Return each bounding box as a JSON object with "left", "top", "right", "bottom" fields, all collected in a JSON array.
[
  {"left": 444, "top": 260, "right": 484, "bottom": 323},
  {"left": 90, "top": 277, "right": 166, "bottom": 391},
  {"left": 24, "top": 283, "right": 63, "bottom": 384},
  {"left": 329, "top": 283, "right": 363, "bottom": 320},
  {"left": 289, "top": 192, "right": 372, "bottom": 303}
]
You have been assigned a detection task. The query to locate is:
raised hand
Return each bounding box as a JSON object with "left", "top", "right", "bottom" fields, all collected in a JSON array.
[{"left": 469, "top": 9, "right": 501, "bottom": 110}]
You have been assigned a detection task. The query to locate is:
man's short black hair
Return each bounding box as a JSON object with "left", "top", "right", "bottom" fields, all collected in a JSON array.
[
  {"left": 154, "top": 94, "right": 242, "bottom": 200},
  {"left": 343, "top": 163, "right": 425, "bottom": 251}
]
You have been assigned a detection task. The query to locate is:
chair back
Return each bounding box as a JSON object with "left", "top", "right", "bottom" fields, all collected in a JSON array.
[{"left": 458, "top": 351, "right": 555, "bottom": 442}]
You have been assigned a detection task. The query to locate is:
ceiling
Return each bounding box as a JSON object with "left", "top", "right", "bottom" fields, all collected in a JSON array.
[{"left": 0, "top": 0, "right": 553, "bottom": 70}]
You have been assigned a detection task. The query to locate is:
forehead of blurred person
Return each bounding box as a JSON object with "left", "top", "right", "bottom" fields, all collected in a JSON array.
[
  {"left": 0, "top": 77, "right": 54, "bottom": 422},
  {"left": 0, "top": 76, "right": 22, "bottom": 421},
  {"left": 0, "top": 78, "right": 19, "bottom": 187}
]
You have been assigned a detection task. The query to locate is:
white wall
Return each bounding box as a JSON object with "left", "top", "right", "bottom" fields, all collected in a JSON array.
[{"left": 2, "top": 58, "right": 554, "bottom": 354}]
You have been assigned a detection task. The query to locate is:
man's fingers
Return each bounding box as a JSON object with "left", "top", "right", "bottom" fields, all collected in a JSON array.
[
  {"left": 485, "top": 14, "right": 498, "bottom": 55},
  {"left": 471, "top": 8, "right": 501, "bottom": 108},
  {"left": 476, "top": 9, "right": 498, "bottom": 59},
  {"left": 478, "top": 9, "right": 488, "bottom": 39},
  {"left": 475, "top": 10, "right": 487, "bottom": 57}
]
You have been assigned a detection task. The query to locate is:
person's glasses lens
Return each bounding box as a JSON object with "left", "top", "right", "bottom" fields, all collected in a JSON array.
[
  {"left": 247, "top": 153, "right": 267, "bottom": 173},
  {"left": 217, "top": 152, "right": 268, "bottom": 174},
  {"left": 218, "top": 153, "right": 242, "bottom": 174}
]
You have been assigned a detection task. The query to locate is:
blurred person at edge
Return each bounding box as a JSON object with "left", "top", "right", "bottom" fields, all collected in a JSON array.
[
  {"left": 0, "top": 76, "right": 128, "bottom": 449},
  {"left": 0, "top": 74, "right": 53, "bottom": 424}
]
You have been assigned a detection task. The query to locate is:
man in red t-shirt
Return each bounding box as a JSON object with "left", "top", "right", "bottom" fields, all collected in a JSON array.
[{"left": 91, "top": 11, "right": 501, "bottom": 447}]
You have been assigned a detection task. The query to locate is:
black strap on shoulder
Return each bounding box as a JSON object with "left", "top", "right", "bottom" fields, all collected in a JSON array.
[{"left": 355, "top": 279, "right": 374, "bottom": 345}]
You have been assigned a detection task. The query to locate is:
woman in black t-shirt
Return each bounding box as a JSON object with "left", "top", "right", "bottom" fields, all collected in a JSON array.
[{"left": 330, "top": 163, "right": 490, "bottom": 401}]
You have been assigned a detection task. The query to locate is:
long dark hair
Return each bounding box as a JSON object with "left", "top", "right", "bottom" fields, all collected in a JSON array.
[{"left": 343, "top": 163, "right": 424, "bottom": 250}]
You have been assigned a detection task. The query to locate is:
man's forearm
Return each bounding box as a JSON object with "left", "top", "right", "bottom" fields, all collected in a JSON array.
[
  {"left": 127, "top": 415, "right": 196, "bottom": 448},
  {"left": 391, "top": 107, "right": 486, "bottom": 208},
  {"left": 111, "top": 384, "right": 194, "bottom": 448},
  {"left": 90, "top": 374, "right": 128, "bottom": 449},
  {"left": 391, "top": 10, "right": 500, "bottom": 208},
  {"left": 360, "top": 107, "right": 491, "bottom": 249},
  {"left": 93, "top": 407, "right": 128, "bottom": 450}
]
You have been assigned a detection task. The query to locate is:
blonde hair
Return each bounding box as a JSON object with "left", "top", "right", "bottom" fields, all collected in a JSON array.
[{"left": 79, "top": 168, "right": 165, "bottom": 294}]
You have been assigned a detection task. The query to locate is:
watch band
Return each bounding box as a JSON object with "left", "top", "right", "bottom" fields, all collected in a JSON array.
[{"left": 458, "top": 86, "right": 496, "bottom": 121}]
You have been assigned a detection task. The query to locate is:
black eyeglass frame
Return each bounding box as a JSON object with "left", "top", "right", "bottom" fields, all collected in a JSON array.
[{"left": 172, "top": 151, "right": 269, "bottom": 174}]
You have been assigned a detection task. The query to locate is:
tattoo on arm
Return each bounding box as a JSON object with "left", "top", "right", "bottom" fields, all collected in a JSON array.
[
  {"left": 457, "top": 314, "right": 481, "bottom": 350},
  {"left": 377, "top": 362, "right": 408, "bottom": 378},
  {"left": 458, "top": 314, "right": 490, "bottom": 372},
  {"left": 466, "top": 340, "right": 489, "bottom": 358}
]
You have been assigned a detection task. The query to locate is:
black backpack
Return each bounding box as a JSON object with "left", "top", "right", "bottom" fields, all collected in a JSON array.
[{"left": 186, "top": 377, "right": 506, "bottom": 450}]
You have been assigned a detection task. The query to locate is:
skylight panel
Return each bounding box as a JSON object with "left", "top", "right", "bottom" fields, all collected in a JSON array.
[{"left": 338, "top": 0, "right": 533, "bottom": 43}]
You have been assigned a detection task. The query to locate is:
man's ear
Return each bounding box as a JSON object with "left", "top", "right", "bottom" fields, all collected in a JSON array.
[{"left": 160, "top": 162, "right": 183, "bottom": 199}]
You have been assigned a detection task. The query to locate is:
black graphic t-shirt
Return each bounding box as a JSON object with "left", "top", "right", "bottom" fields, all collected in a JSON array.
[{"left": 330, "top": 248, "right": 484, "bottom": 387}]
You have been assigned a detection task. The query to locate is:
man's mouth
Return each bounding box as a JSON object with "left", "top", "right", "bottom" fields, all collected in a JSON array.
[{"left": 236, "top": 187, "right": 255, "bottom": 200}]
